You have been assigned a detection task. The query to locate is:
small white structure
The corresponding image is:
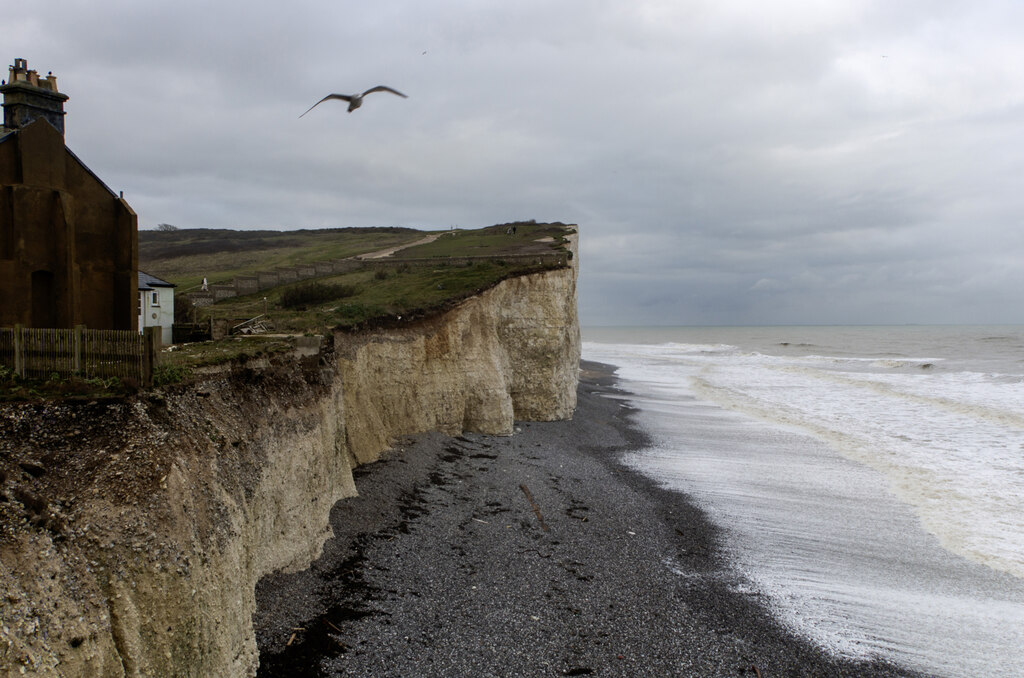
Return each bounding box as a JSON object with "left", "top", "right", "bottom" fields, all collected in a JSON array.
[{"left": 138, "top": 271, "right": 175, "bottom": 345}]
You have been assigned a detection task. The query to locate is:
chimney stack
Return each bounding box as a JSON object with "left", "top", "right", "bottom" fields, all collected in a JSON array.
[{"left": 1, "top": 58, "right": 69, "bottom": 136}]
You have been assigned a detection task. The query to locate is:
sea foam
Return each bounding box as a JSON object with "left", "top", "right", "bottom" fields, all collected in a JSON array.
[{"left": 584, "top": 328, "right": 1024, "bottom": 678}]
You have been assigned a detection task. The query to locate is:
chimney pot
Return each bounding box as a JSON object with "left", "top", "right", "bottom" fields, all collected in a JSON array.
[{"left": 1, "top": 57, "right": 69, "bottom": 136}]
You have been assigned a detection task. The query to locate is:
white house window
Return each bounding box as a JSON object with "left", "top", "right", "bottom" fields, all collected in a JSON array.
[{"left": 151, "top": 291, "right": 160, "bottom": 306}]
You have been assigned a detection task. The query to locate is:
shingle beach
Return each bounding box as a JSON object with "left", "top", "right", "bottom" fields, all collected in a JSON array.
[{"left": 255, "top": 361, "right": 927, "bottom": 678}]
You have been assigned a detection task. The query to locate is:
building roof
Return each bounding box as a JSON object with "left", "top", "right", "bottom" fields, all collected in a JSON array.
[
  {"left": 0, "top": 120, "right": 122, "bottom": 198},
  {"left": 138, "top": 271, "right": 175, "bottom": 290}
]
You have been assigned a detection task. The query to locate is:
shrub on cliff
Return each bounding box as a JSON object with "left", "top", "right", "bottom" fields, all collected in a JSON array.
[
  {"left": 280, "top": 282, "right": 359, "bottom": 309},
  {"left": 153, "top": 364, "right": 192, "bottom": 386}
]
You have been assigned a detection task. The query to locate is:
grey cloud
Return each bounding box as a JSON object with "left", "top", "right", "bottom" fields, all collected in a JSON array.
[{"left": 9, "top": 0, "right": 1024, "bottom": 325}]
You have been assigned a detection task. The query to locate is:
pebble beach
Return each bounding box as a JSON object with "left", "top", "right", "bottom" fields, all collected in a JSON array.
[{"left": 254, "top": 361, "right": 927, "bottom": 677}]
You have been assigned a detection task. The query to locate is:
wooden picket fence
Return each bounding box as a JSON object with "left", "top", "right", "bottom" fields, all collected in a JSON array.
[{"left": 0, "top": 325, "right": 160, "bottom": 386}]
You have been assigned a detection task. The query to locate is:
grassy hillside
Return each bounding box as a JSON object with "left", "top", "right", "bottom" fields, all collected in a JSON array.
[
  {"left": 392, "top": 222, "right": 572, "bottom": 259},
  {"left": 139, "top": 227, "right": 426, "bottom": 291},
  {"left": 0, "top": 222, "right": 574, "bottom": 396},
  {"left": 144, "top": 221, "right": 574, "bottom": 335}
]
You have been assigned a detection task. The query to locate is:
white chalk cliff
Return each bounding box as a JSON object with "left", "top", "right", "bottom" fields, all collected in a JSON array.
[{"left": 0, "top": 233, "right": 579, "bottom": 677}]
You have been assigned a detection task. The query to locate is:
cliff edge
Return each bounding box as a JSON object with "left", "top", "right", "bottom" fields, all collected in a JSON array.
[{"left": 0, "top": 233, "right": 579, "bottom": 677}]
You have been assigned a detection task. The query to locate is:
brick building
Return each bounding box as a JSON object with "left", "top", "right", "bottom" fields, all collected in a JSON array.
[{"left": 0, "top": 58, "right": 137, "bottom": 330}]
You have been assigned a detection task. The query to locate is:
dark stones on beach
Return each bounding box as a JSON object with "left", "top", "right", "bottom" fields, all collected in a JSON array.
[
  {"left": 253, "top": 362, "right": 928, "bottom": 678},
  {"left": 18, "top": 460, "right": 46, "bottom": 478}
]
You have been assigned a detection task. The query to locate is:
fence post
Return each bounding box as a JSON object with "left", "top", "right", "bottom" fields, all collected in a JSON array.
[
  {"left": 13, "top": 324, "right": 24, "bottom": 378},
  {"left": 143, "top": 326, "right": 160, "bottom": 387},
  {"left": 74, "top": 325, "right": 85, "bottom": 375}
]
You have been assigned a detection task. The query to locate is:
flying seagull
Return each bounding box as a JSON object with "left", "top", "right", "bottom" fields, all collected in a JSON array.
[{"left": 299, "top": 86, "right": 408, "bottom": 117}]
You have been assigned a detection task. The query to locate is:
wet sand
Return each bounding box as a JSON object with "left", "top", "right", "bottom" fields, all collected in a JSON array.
[{"left": 254, "top": 361, "right": 927, "bottom": 677}]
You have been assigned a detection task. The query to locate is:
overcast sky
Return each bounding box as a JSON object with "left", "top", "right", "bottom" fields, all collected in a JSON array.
[{"left": 8, "top": 1, "right": 1024, "bottom": 326}]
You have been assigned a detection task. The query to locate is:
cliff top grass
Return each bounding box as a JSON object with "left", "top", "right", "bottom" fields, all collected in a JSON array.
[
  {"left": 151, "top": 221, "right": 574, "bottom": 367},
  {"left": 0, "top": 223, "right": 574, "bottom": 398},
  {"left": 140, "top": 221, "right": 574, "bottom": 293},
  {"left": 391, "top": 221, "right": 572, "bottom": 259},
  {"left": 140, "top": 226, "right": 426, "bottom": 292},
  {"left": 201, "top": 257, "right": 564, "bottom": 336}
]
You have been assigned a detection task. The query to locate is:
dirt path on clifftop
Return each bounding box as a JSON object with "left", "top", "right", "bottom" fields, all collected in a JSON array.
[
  {"left": 355, "top": 232, "right": 443, "bottom": 259},
  {"left": 253, "top": 362, "right": 929, "bottom": 678}
]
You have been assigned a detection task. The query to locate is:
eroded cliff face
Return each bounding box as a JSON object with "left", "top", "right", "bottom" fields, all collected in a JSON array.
[
  {"left": 0, "top": 361, "right": 356, "bottom": 677},
  {"left": 337, "top": 234, "right": 579, "bottom": 464},
  {"left": 0, "top": 234, "right": 579, "bottom": 677}
]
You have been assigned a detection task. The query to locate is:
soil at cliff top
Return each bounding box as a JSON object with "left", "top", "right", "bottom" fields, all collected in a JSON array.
[{"left": 254, "top": 361, "right": 929, "bottom": 678}]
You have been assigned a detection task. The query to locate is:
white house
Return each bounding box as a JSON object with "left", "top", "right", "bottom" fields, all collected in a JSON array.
[{"left": 138, "top": 271, "right": 175, "bottom": 344}]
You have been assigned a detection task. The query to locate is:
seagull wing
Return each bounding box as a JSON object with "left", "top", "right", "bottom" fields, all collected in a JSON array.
[
  {"left": 361, "top": 85, "right": 408, "bottom": 99},
  {"left": 299, "top": 93, "right": 355, "bottom": 118}
]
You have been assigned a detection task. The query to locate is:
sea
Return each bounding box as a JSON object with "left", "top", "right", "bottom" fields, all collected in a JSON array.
[{"left": 582, "top": 326, "right": 1024, "bottom": 678}]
